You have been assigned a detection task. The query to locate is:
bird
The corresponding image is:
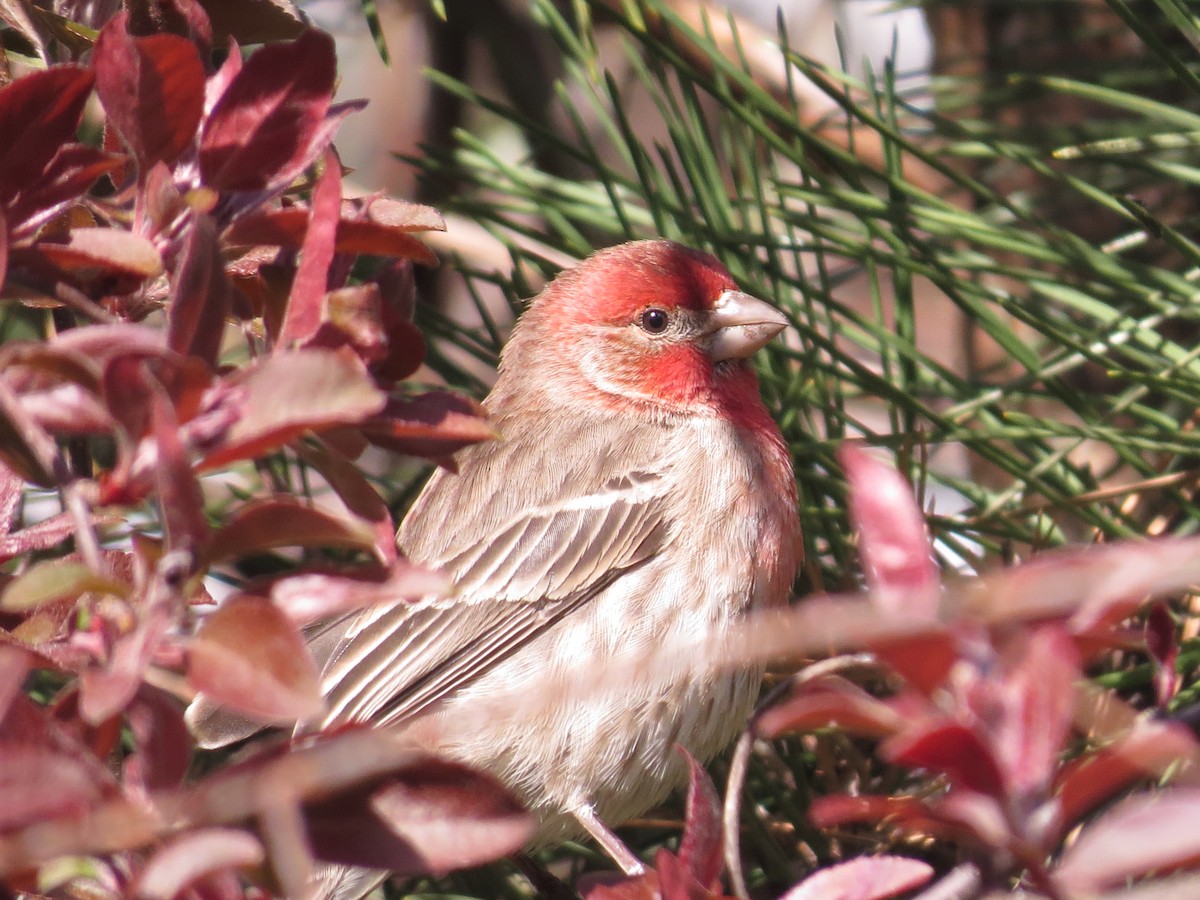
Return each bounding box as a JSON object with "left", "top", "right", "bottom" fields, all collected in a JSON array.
[{"left": 193, "top": 239, "right": 801, "bottom": 896}]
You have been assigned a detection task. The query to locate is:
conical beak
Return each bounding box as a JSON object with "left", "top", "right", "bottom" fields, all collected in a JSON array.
[{"left": 707, "top": 290, "right": 789, "bottom": 361}]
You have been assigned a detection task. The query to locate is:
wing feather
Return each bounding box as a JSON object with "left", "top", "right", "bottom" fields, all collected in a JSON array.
[{"left": 314, "top": 425, "right": 673, "bottom": 731}]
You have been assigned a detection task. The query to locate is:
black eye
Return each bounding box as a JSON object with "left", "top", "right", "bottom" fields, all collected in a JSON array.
[{"left": 638, "top": 307, "right": 669, "bottom": 334}]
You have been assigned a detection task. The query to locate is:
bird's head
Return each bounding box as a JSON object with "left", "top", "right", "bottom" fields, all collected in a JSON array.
[{"left": 498, "top": 240, "right": 788, "bottom": 418}]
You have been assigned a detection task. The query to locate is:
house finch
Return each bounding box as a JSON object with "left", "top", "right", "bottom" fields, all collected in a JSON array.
[{"left": 198, "top": 240, "right": 801, "bottom": 896}]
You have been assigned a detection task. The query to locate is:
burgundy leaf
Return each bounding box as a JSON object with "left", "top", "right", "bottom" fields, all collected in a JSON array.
[
  {"left": 223, "top": 207, "right": 438, "bottom": 265},
  {"left": 268, "top": 562, "right": 448, "bottom": 627},
  {"left": 304, "top": 757, "right": 533, "bottom": 874},
  {"left": 840, "top": 444, "right": 939, "bottom": 620},
  {"left": 676, "top": 749, "right": 724, "bottom": 891},
  {"left": 1056, "top": 788, "right": 1200, "bottom": 892},
  {"left": 781, "top": 855, "right": 934, "bottom": 900},
  {"left": 280, "top": 146, "right": 341, "bottom": 347},
  {"left": 123, "top": 685, "right": 192, "bottom": 795},
  {"left": 152, "top": 389, "right": 210, "bottom": 556},
  {"left": 6, "top": 146, "right": 125, "bottom": 239},
  {"left": 881, "top": 721, "right": 1007, "bottom": 799},
  {"left": 203, "top": 498, "right": 376, "bottom": 565},
  {"left": 1145, "top": 602, "right": 1180, "bottom": 708},
  {"left": 302, "top": 283, "right": 389, "bottom": 367},
  {"left": 201, "top": 0, "right": 306, "bottom": 45},
  {"left": 361, "top": 391, "right": 495, "bottom": 460},
  {"left": 0, "top": 65, "right": 94, "bottom": 209},
  {"left": 167, "top": 212, "right": 233, "bottom": 368},
  {"left": 94, "top": 15, "right": 205, "bottom": 171},
  {"left": 196, "top": 348, "right": 387, "bottom": 470},
  {"left": 133, "top": 828, "right": 264, "bottom": 900},
  {"left": 35, "top": 227, "right": 163, "bottom": 277},
  {"left": 199, "top": 29, "right": 336, "bottom": 192},
  {"left": 755, "top": 675, "right": 905, "bottom": 740},
  {"left": 187, "top": 593, "right": 322, "bottom": 724}
]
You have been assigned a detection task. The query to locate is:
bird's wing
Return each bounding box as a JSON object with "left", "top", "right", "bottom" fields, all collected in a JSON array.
[{"left": 314, "top": 464, "right": 671, "bottom": 730}]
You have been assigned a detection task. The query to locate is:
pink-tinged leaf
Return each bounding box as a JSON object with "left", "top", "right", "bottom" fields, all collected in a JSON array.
[
  {"left": 1054, "top": 720, "right": 1200, "bottom": 835},
  {"left": 52, "top": 322, "right": 168, "bottom": 362},
  {"left": 0, "top": 744, "right": 103, "bottom": 830},
  {"left": 133, "top": 828, "right": 264, "bottom": 900},
  {"left": 840, "top": 444, "right": 939, "bottom": 620},
  {"left": 0, "top": 65, "right": 94, "bottom": 207},
  {"left": 781, "top": 855, "right": 934, "bottom": 900},
  {"left": 36, "top": 227, "right": 163, "bottom": 278},
  {"left": 361, "top": 392, "right": 495, "bottom": 460},
  {"left": 881, "top": 721, "right": 1007, "bottom": 799},
  {"left": 18, "top": 382, "right": 114, "bottom": 435},
  {"left": 0, "top": 377, "right": 64, "bottom": 486},
  {"left": 196, "top": 349, "right": 388, "bottom": 470},
  {"left": 0, "top": 560, "right": 128, "bottom": 612},
  {"left": 962, "top": 535, "right": 1200, "bottom": 629},
  {"left": 304, "top": 757, "right": 533, "bottom": 874},
  {"left": 280, "top": 146, "right": 341, "bottom": 347},
  {"left": 0, "top": 457, "right": 22, "bottom": 534},
  {"left": 303, "top": 283, "right": 389, "bottom": 367},
  {"left": 991, "top": 625, "right": 1079, "bottom": 797},
  {"left": 676, "top": 749, "right": 724, "bottom": 891},
  {"left": 223, "top": 207, "right": 438, "bottom": 266},
  {"left": 123, "top": 685, "right": 192, "bottom": 795},
  {"left": 204, "top": 498, "right": 376, "bottom": 565},
  {"left": 188, "top": 593, "right": 322, "bottom": 724},
  {"left": 581, "top": 873, "right": 661, "bottom": 900},
  {"left": 1145, "top": 602, "right": 1180, "bottom": 708},
  {"left": 809, "top": 794, "right": 931, "bottom": 829},
  {"left": 268, "top": 562, "right": 447, "bottom": 627},
  {"left": 755, "top": 675, "right": 905, "bottom": 740},
  {"left": 167, "top": 213, "right": 233, "bottom": 368},
  {"left": 152, "top": 390, "right": 209, "bottom": 557},
  {"left": 7, "top": 146, "right": 125, "bottom": 239},
  {"left": 0, "top": 512, "right": 87, "bottom": 564},
  {"left": 199, "top": 29, "right": 335, "bottom": 192},
  {"left": 1056, "top": 788, "right": 1200, "bottom": 892},
  {"left": 93, "top": 16, "right": 205, "bottom": 171}
]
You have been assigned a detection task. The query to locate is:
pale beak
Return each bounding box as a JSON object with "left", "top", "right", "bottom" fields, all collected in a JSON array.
[{"left": 707, "top": 290, "right": 789, "bottom": 361}]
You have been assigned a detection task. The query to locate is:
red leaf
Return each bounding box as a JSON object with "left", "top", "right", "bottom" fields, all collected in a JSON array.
[
  {"left": 36, "top": 227, "right": 163, "bottom": 277},
  {"left": 361, "top": 392, "right": 495, "bottom": 460},
  {"left": 203, "top": 498, "right": 377, "bottom": 565},
  {"left": 293, "top": 438, "right": 396, "bottom": 563},
  {"left": 1054, "top": 720, "right": 1200, "bottom": 835},
  {"left": 868, "top": 628, "right": 959, "bottom": 696},
  {"left": 808, "top": 794, "right": 930, "bottom": 829},
  {"left": 167, "top": 213, "right": 233, "bottom": 368},
  {"left": 882, "top": 721, "right": 1007, "bottom": 799},
  {"left": 196, "top": 348, "right": 387, "bottom": 470},
  {"left": 199, "top": 29, "right": 336, "bottom": 192},
  {"left": 677, "top": 750, "right": 724, "bottom": 891},
  {"left": 840, "top": 444, "right": 939, "bottom": 620},
  {"left": 6, "top": 146, "right": 125, "bottom": 238},
  {"left": 0, "top": 66, "right": 94, "bottom": 208},
  {"left": 304, "top": 758, "right": 533, "bottom": 875},
  {"left": 755, "top": 676, "right": 905, "bottom": 741},
  {"left": 0, "top": 644, "right": 30, "bottom": 724},
  {"left": 1145, "top": 602, "right": 1180, "bottom": 708},
  {"left": 280, "top": 146, "right": 341, "bottom": 347},
  {"left": 781, "top": 855, "right": 934, "bottom": 900},
  {"left": 152, "top": 389, "right": 210, "bottom": 556},
  {"left": 123, "top": 685, "right": 192, "bottom": 794},
  {"left": 187, "top": 593, "right": 322, "bottom": 724},
  {"left": 224, "top": 207, "right": 438, "bottom": 265},
  {"left": 1055, "top": 788, "right": 1200, "bottom": 892},
  {"left": 94, "top": 15, "right": 205, "bottom": 171},
  {"left": 133, "top": 828, "right": 264, "bottom": 900}
]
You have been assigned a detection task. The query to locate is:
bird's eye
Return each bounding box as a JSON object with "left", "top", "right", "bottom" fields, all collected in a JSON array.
[{"left": 638, "top": 307, "right": 670, "bottom": 334}]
